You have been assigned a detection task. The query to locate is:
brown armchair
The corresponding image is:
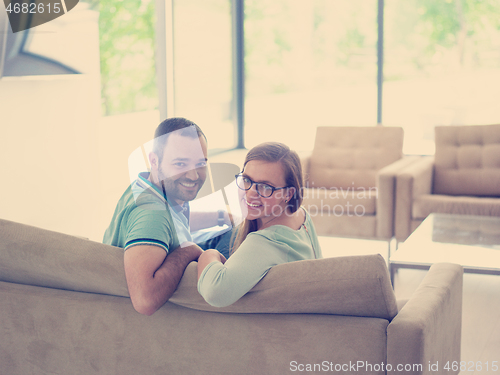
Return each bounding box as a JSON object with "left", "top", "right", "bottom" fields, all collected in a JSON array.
[
  {"left": 301, "top": 126, "right": 418, "bottom": 239},
  {"left": 395, "top": 124, "right": 500, "bottom": 242}
]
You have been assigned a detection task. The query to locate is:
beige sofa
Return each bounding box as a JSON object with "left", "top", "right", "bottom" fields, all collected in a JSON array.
[
  {"left": 395, "top": 124, "right": 500, "bottom": 241},
  {"left": 0, "top": 218, "right": 463, "bottom": 375},
  {"left": 301, "top": 126, "right": 418, "bottom": 239}
]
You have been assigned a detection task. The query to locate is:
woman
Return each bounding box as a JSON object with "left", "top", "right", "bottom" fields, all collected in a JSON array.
[{"left": 197, "top": 142, "right": 322, "bottom": 307}]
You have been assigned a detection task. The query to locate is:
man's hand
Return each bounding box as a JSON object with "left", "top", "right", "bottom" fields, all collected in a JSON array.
[
  {"left": 224, "top": 211, "right": 235, "bottom": 226},
  {"left": 189, "top": 210, "right": 236, "bottom": 231},
  {"left": 124, "top": 242, "right": 203, "bottom": 315},
  {"left": 197, "top": 249, "right": 226, "bottom": 280}
]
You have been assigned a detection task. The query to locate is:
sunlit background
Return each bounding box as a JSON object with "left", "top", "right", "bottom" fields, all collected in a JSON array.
[{"left": 98, "top": 0, "right": 500, "bottom": 154}]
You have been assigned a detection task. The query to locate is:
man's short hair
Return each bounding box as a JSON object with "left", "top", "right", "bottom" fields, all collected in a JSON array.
[{"left": 153, "top": 117, "right": 206, "bottom": 162}]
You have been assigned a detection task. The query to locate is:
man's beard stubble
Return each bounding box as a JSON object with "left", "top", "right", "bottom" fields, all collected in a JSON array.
[{"left": 158, "top": 169, "right": 204, "bottom": 204}]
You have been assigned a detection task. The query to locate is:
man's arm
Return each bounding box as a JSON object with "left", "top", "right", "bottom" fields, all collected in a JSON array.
[{"left": 124, "top": 242, "right": 203, "bottom": 315}]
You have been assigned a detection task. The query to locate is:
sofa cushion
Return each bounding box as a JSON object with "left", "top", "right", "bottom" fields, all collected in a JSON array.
[
  {"left": 433, "top": 124, "right": 500, "bottom": 196},
  {"left": 0, "top": 218, "right": 398, "bottom": 320},
  {"left": 412, "top": 194, "right": 500, "bottom": 220},
  {"left": 308, "top": 126, "right": 403, "bottom": 190}
]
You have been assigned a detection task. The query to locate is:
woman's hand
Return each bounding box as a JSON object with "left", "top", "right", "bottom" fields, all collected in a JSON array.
[{"left": 197, "top": 249, "right": 226, "bottom": 280}]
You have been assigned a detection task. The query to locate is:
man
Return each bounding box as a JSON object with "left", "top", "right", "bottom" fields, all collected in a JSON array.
[{"left": 103, "top": 117, "right": 231, "bottom": 315}]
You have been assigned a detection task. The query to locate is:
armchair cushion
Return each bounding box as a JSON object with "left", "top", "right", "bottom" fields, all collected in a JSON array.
[
  {"left": 433, "top": 124, "right": 500, "bottom": 196},
  {"left": 308, "top": 126, "right": 403, "bottom": 189}
]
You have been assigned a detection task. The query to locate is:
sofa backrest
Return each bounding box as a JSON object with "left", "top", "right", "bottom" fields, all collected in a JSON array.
[
  {"left": 308, "top": 126, "right": 404, "bottom": 189},
  {"left": 171, "top": 254, "right": 399, "bottom": 320},
  {"left": 0, "top": 219, "right": 130, "bottom": 297},
  {"left": 0, "top": 218, "right": 399, "bottom": 320},
  {"left": 434, "top": 124, "right": 500, "bottom": 196}
]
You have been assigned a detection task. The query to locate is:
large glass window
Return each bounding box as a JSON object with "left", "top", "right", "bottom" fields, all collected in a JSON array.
[
  {"left": 173, "top": 0, "right": 234, "bottom": 150},
  {"left": 244, "top": 0, "right": 378, "bottom": 151},
  {"left": 97, "top": 0, "right": 158, "bottom": 116},
  {"left": 100, "top": 0, "right": 500, "bottom": 153},
  {"left": 384, "top": 0, "right": 500, "bottom": 154}
]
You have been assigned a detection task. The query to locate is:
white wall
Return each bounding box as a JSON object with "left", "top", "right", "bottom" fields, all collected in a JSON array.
[
  {"left": 0, "top": 2, "right": 123, "bottom": 241},
  {"left": 0, "top": 72, "right": 166, "bottom": 242},
  {"left": 96, "top": 110, "right": 160, "bottom": 240},
  {"left": 0, "top": 74, "right": 102, "bottom": 239}
]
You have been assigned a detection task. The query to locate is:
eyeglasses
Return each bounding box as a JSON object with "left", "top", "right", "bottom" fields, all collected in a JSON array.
[{"left": 235, "top": 173, "right": 288, "bottom": 198}]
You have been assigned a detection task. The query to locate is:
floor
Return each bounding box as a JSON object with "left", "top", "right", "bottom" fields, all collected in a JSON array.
[{"left": 320, "top": 237, "right": 500, "bottom": 375}]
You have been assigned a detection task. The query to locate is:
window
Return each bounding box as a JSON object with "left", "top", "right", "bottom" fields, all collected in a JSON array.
[
  {"left": 97, "top": 0, "right": 158, "bottom": 116},
  {"left": 133, "top": 0, "right": 500, "bottom": 154},
  {"left": 172, "top": 0, "right": 234, "bottom": 150},
  {"left": 384, "top": 0, "right": 500, "bottom": 154},
  {"left": 244, "top": 0, "right": 378, "bottom": 151}
]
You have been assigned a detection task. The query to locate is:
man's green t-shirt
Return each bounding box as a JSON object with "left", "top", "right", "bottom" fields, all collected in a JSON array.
[{"left": 103, "top": 172, "right": 191, "bottom": 253}]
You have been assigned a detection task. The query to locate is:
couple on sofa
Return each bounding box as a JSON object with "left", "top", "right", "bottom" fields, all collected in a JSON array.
[{"left": 103, "top": 117, "right": 322, "bottom": 315}]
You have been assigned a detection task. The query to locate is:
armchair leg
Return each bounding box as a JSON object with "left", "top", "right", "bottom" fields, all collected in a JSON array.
[
  {"left": 387, "top": 240, "right": 391, "bottom": 267},
  {"left": 390, "top": 264, "right": 397, "bottom": 286}
]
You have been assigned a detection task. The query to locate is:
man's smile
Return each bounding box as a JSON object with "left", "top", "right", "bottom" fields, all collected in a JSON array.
[{"left": 179, "top": 181, "right": 197, "bottom": 188}]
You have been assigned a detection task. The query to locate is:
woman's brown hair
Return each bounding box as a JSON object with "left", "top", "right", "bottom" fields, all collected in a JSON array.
[{"left": 230, "top": 142, "right": 304, "bottom": 254}]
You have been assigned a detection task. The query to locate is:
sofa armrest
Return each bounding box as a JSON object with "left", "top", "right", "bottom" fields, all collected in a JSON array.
[
  {"left": 376, "top": 156, "right": 421, "bottom": 239},
  {"left": 395, "top": 157, "right": 435, "bottom": 241},
  {"left": 387, "top": 263, "right": 463, "bottom": 375}
]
